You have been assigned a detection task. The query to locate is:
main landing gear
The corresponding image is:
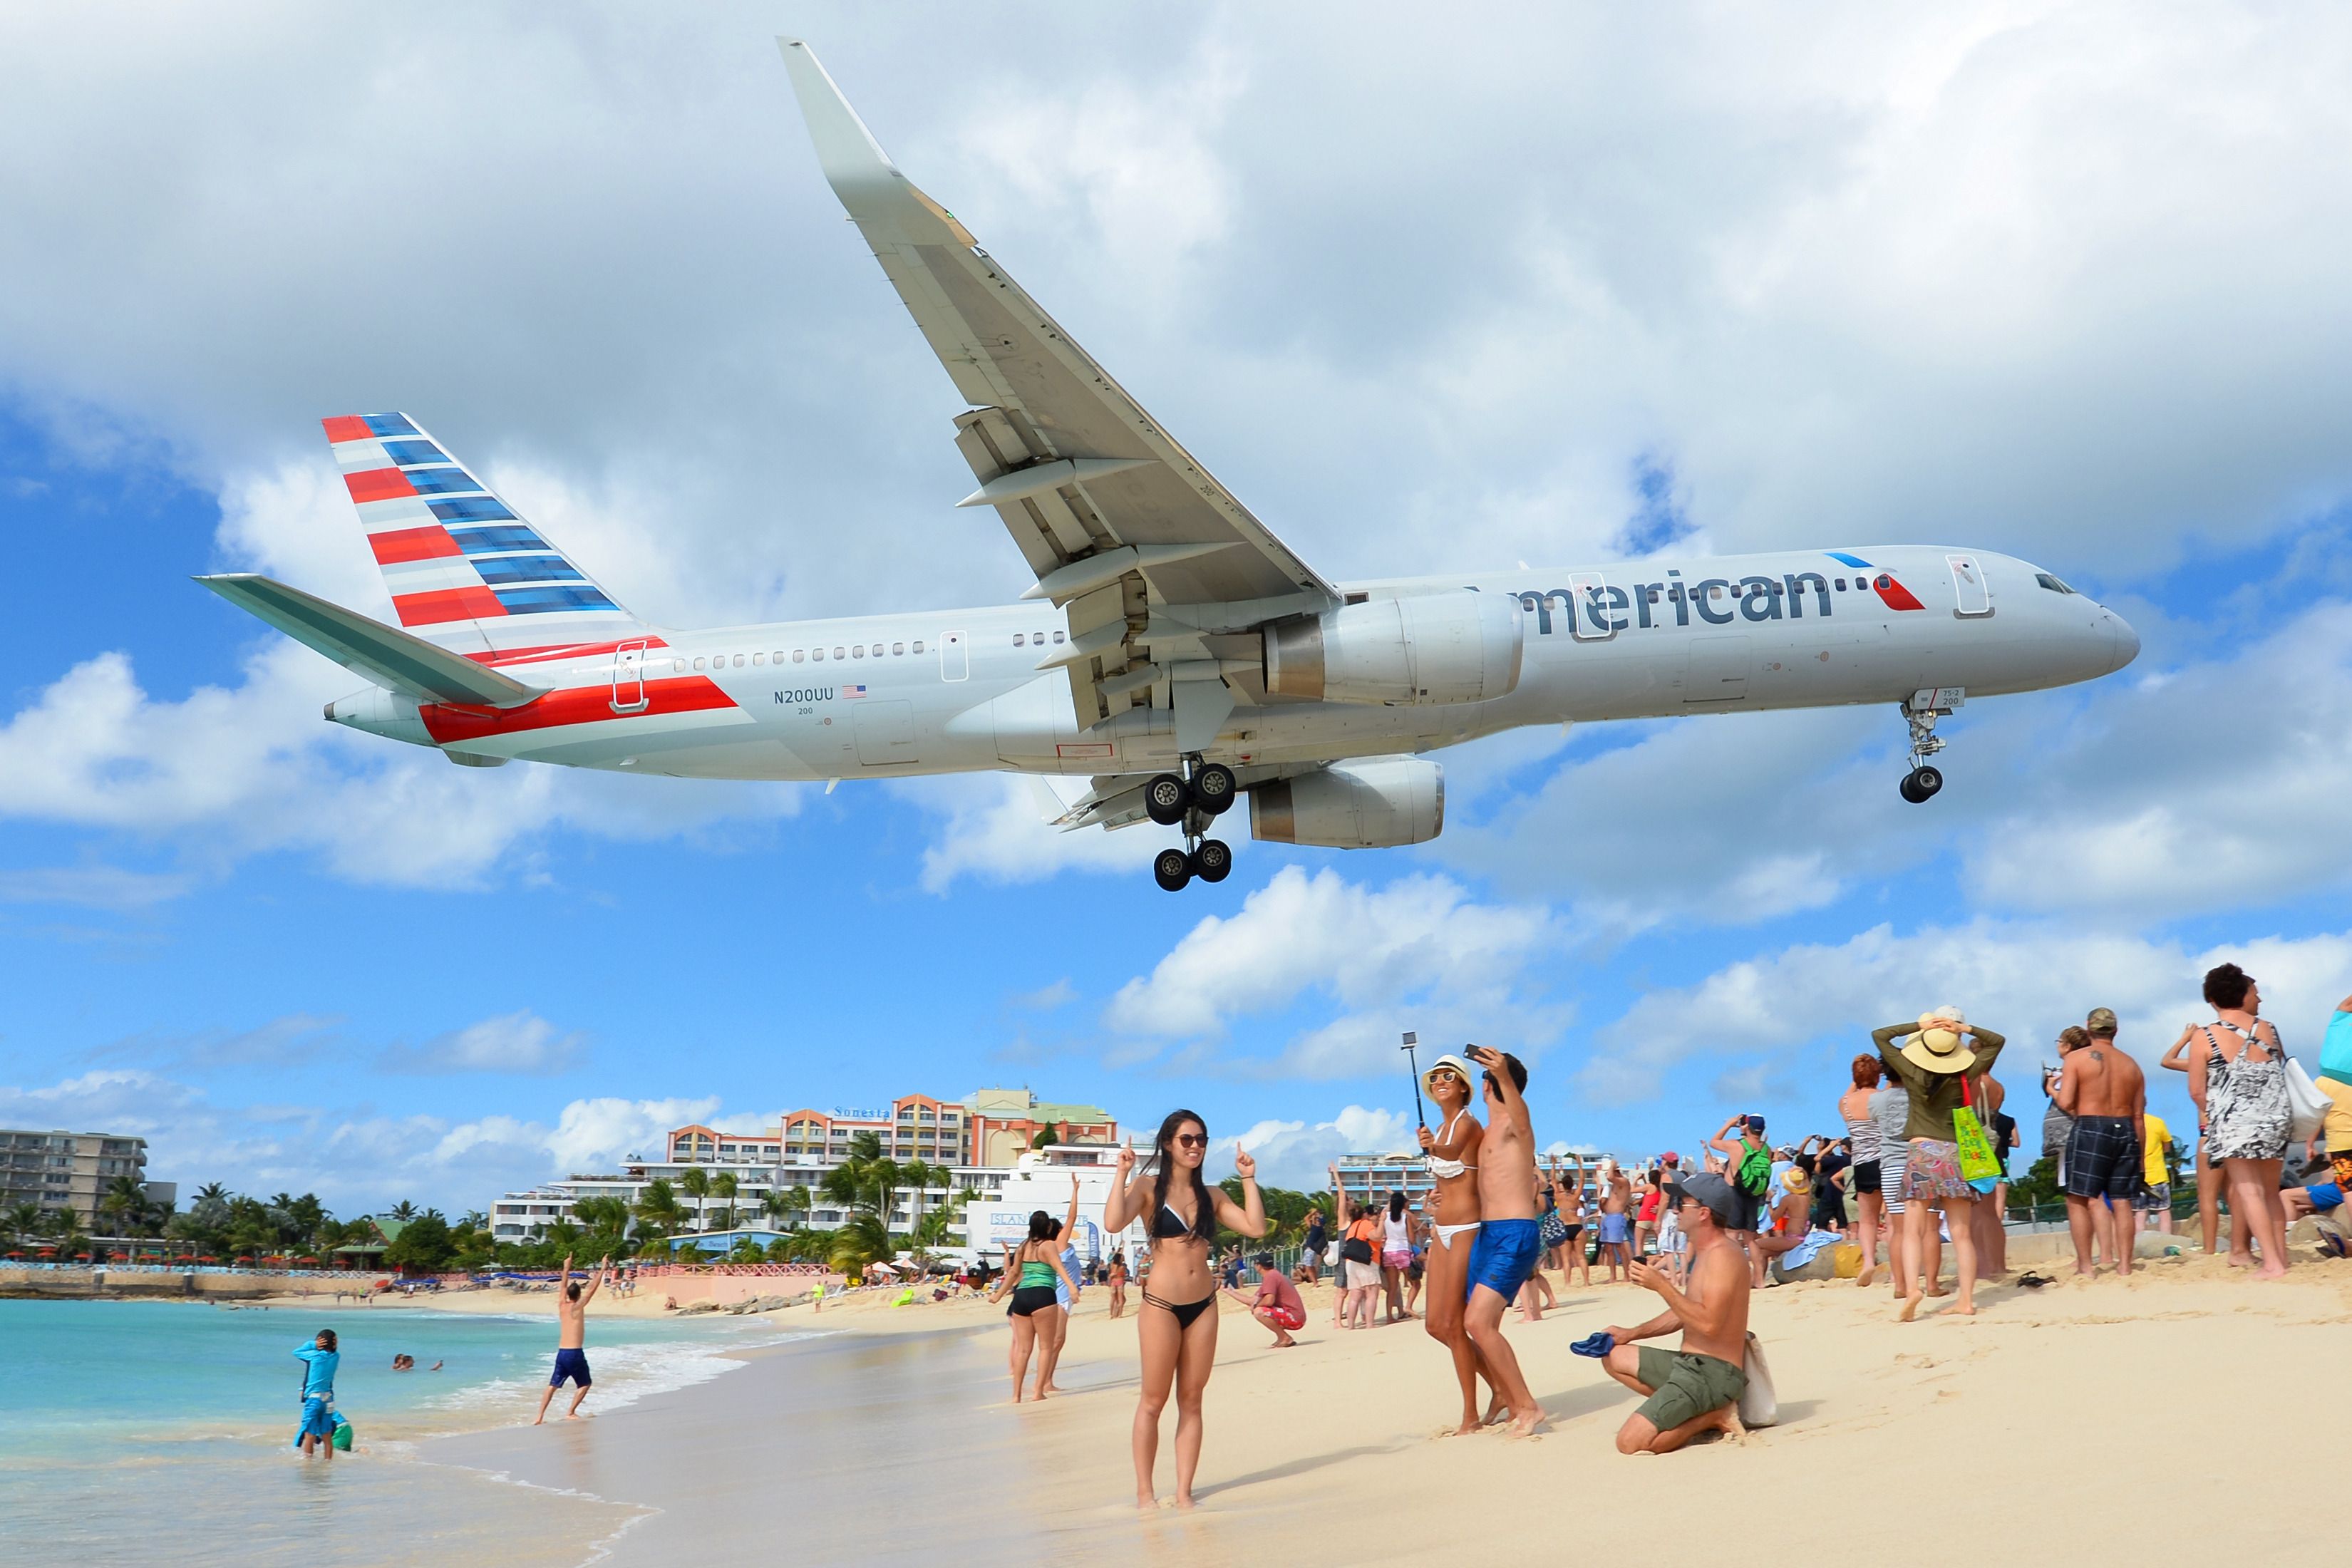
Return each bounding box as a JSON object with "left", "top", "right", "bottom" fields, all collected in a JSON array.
[
  {"left": 1147, "top": 759, "right": 1237, "bottom": 891},
  {"left": 1897, "top": 691, "right": 1951, "bottom": 803}
]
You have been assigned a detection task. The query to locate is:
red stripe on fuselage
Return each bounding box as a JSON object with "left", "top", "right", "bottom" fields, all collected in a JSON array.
[
  {"left": 368, "top": 525, "right": 462, "bottom": 564},
  {"left": 321, "top": 416, "right": 374, "bottom": 444},
  {"left": 392, "top": 586, "right": 507, "bottom": 626},
  {"left": 1874, "top": 577, "right": 1926, "bottom": 612},
  {"left": 461, "top": 636, "right": 671, "bottom": 667},
  {"left": 420, "top": 675, "right": 736, "bottom": 744},
  {"left": 345, "top": 467, "right": 417, "bottom": 503}
]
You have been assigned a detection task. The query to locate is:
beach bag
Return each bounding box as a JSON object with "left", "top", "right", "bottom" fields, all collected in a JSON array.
[
  {"left": 1340, "top": 1221, "right": 1375, "bottom": 1266},
  {"left": 1324, "top": 1240, "right": 1342, "bottom": 1267},
  {"left": 2284, "top": 1057, "right": 2330, "bottom": 1143},
  {"left": 1539, "top": 1202, "right": 1572, "bottom": 1251},
  {"left": 1738, "top": 1333, "right": 1778, "bottom": 1428},
  {"left": 1954, "top": 1076, "right": 2001, "bottom": 1185}
]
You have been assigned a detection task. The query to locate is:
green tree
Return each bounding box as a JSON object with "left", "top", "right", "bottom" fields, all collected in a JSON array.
[
  {"left": 826, "top": 1212, "right": 895, "bottom": 1278},
  {"left": 761, "top": 1185, "right": 808, "bottom": 1231},
  {"left": 679, "top": 1167, "right": 711, "bottom": 1233},
  {"left": 100, "top": 1176, "right": 155, "bottom": 1238},
  {"left": 1031, "top": 1123, "right": 1061, "bottom": 1150},
  {"left": 2009, "top": 1155, "right": 2062, "bottom": 1217},
  {"left": 634, "top": 1178, "right": 686, "bottom": 1236},
  {"left": 387, "top": 1200, "right": 421, "bottom": 1223},
  {"left": 710, "top": 1172, "right": 739, "bottom": 1233},
  {"left": 47, "top": 1206, "right": 89, "bottom": 1256},
  {"left": 385, "top": 1212, "right": 455, "bottom": 1272}
]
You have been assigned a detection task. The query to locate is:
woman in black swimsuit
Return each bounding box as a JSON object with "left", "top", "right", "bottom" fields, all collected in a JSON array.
[{"left": 1103, "top": 1109, "right": 1267, "bottom": 1511}]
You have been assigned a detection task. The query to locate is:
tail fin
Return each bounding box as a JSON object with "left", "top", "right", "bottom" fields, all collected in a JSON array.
[{"left": 322, "top": 413, "right": 645, "bottom": 661}]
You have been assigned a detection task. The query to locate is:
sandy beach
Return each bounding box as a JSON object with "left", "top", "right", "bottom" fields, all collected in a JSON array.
[{"left": 398, "top": 1244, "right": 2352, "bottom": 1565}]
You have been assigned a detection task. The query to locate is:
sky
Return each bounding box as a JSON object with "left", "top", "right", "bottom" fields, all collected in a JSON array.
[{"left": 4, "top": 2, "right": 2351, "bottom": 1217}]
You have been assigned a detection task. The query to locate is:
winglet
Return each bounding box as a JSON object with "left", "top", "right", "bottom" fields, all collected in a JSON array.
[
  {"left": 197, "top": 573, "right": 542, "bottom": 709},
  {"left": 777, "top": 37, "right": 973, "bottom": 247}
]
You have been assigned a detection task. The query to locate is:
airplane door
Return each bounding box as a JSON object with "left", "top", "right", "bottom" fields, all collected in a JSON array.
[
  {"left": 939, "top": 629, "right": 969, "bottom": 682},
  {"left": 609, "top": 639, "right": 649, "bottom": 713},
  {"left": 1946, "top": 555, "right": 1993, "bottom": 617},
  {"left": 1569, "top": 571, "right": 1616, "bottom": 641},
  {"left": 853, "top": 700, "right": 918, "bottom": 765},
  {"left": 1683, "top": 634, "right": 1750, "bottom": 703}
]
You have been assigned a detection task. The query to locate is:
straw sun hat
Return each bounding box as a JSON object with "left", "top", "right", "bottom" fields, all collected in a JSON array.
[
  {"left": 1899, "top": 1006, "right": 1976, "bottom": 1074},
  {"left": 1421, "top": 1053, "right": 1476, "bottom": 1094}
]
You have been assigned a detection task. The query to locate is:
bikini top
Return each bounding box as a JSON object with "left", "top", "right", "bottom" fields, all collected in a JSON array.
[
  {"left": 1424, "top": 1110, "right": 1480, "bottom": 1180},
  {"left": 1152, "top": 1201, "right": 1200, "bottom": 1240}
]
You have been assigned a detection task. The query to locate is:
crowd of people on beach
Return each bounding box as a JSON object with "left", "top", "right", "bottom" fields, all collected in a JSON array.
[{"left": 966, "top": 961, "right": 2350, "bottom": 1508}]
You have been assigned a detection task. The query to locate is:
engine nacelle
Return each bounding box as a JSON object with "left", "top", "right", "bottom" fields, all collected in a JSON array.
[
  {"left": 1249, "top": 759, "right": 1445, "bottom": 849},
  {"left": 1262, "top": 590, "right": 1522, "bottom": 706}
]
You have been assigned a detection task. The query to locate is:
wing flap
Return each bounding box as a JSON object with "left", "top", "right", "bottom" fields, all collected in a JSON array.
[{"left": 196, "top": 573, "right": 542, "bottom": 708}]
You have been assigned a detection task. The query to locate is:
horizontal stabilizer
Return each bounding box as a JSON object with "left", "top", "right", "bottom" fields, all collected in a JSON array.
[{"left": 196, "top": 574, "right": 542, "bottom": 708}]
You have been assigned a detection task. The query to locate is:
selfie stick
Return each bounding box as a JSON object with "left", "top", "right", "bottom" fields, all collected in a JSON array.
[{"left": 1402, "top": 1031, "right": 1425, "bottom": 1128}]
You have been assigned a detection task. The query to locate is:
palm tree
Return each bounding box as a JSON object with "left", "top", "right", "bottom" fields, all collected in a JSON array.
[
  {"left": 826, "top": 1212, "right": 894, "bottom": 1278},
  {"left": 4, "top": 1202, "right": 43, "bottom": 1248},
  {"left": 100, "top": 1176, "right": 153, "bottom": 1237},
  {"left": 634, "top": 1178, "right": 686, "bottom": 1237},
  {"left": 193, "top": 1182, "right": 231, "bottom": 1205},
  {"left": 47, "top": 1206, "right": 89, "bottom": 1257},
  {"left": 711, "top": 1172, "right": 738, "bottom": 1232},
  {"left": 678, "top": 1167, "right": 711, "bottom": 1234},
  {"left": 388, "top": 1200, "right": 421, "bottom": 1223},
  {"left": 760, "top": 1186, "right": 808, "bottom": 1231}
]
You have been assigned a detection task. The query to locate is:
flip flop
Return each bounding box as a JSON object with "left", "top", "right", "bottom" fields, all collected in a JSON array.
[
  {"left": 1569, "top": 1331, "right": 1614, "bottom": 1358},
  {"left": 2015, "top": 1271, "right": 2053, "bottom": 1289}
]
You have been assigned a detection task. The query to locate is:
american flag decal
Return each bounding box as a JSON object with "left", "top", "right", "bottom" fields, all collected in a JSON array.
[{"left": 843, "top": 684, "right": 867, "bottom": 698}]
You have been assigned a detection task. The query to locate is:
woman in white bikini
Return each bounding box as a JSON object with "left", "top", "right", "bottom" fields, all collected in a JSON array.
[
  {"left": 1103, "top": 1110, "right": 1267, "bottom": 1510},
  {"left": 1415, "top": 1053, "right": 1489, "bottom": 1435}
]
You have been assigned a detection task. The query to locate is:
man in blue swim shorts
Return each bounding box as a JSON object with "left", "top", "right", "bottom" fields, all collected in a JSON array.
[
  {"left": 536, "top": 1254, "right": 608, "bottom": 1424},
  {"left": 1460, "top": 1045, "right": 1549, "bottom": 1436},
  {"left": 293, "top": 1329, "right": 340, "bottom": 1462}
]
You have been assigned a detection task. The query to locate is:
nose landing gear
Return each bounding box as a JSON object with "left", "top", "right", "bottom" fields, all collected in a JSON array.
[
  {"left": 1147, "top": 758, "right": 1237, "bottom": 890},
  {"left": 1898, "top": 690, "right": 1956, "bottom": 803}
]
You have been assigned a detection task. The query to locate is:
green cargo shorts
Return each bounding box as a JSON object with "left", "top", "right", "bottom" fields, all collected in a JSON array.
[{"left": 1634, "top": 1346, "right": 1745, "bottom": 1432}]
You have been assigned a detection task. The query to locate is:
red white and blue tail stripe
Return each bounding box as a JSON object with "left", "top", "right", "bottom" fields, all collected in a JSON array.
[{"left": 324, "top": 413, "right": 645, "bottom": 659}]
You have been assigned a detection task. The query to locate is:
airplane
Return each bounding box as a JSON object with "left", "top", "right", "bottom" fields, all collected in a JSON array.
[{"left": 197, "top": 38, "right": 2141, "bottom": 892}]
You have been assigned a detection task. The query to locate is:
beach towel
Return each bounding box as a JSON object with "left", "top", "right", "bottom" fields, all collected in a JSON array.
[{"left": 1775, "top": 1227, "right": 1842, "bottom": 1272}]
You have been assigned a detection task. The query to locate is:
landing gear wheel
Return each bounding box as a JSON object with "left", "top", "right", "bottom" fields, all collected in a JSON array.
[
  {"left": 1898, "top": 773, "right": 1924, "bottom": 804},
  {"left": 1903, "top": 765, "right": 1944, "bottom": 802},
  {"left": 1193, "top": 838, "right": 1233, "bottom": 882},
  {"left": 1143, "top": 773, "right": 1190, "bottom": 826},
  {"left": 1191, "top": 763, "right": 1238, "bottom": 815},
  {"left": 1152, "top": 847, "right": 1194, "bottom": 892}
]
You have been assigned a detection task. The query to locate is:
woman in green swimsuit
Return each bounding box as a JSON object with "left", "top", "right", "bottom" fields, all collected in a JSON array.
[{"left": 989, "top": 1209, "right": 1079, "bottom": 1402}]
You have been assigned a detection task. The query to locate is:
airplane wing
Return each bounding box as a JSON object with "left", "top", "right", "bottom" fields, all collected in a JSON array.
[{"left": 779, "top": 39, "right": 1339, "bottom": 736}]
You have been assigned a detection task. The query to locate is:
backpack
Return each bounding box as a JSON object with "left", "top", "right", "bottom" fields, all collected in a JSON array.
[{"left": 1736, "top": 1140, "right": 1773, "bottom": 1198}]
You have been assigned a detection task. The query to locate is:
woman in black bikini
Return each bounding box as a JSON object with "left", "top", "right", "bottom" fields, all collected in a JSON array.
[{"left": 1103, "top": 1109, "right": 1267, "bottom": 1510}]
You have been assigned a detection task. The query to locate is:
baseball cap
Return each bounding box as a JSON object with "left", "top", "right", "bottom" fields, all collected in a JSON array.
[
  {"left": 1661, "top": 1151, "right": 1681, "bottom": 1166},
  {"left": 1744, "top": 1115, "right": 1766, "bottom": 1133},
  {"left": 2086, "top": 1007, "right": 2118, "bottom": 1034},
  {"left": 1668, "top": 1172, "right": 1743, "bottom": 1229}
]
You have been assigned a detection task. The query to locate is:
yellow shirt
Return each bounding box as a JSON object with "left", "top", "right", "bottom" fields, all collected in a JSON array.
[{"left": 2141, "top": 1113, "right": 2171, "bottom": 1187}]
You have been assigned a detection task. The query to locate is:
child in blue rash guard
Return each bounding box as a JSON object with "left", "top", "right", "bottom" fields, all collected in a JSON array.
[{"left": 294, "top": 1329, "right": 340, "bottom": 1460}]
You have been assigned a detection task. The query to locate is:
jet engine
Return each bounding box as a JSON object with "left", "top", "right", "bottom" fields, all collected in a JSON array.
[
  {"left": 1249, "top": 758, "right": 1445, "bottom": 849},
  {"left": 1261, "top": 590, "right": 1522, "bottom": 706}
]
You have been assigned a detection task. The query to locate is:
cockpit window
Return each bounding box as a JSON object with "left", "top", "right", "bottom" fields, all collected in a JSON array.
[{"left": 2035, "top": 573, "right": 2077, "bottom": 594}]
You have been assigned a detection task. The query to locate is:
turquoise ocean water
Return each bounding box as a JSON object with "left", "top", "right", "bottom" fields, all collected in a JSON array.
[{"left": 0, "top": 1299, "right": 793, "bottom": 1568}]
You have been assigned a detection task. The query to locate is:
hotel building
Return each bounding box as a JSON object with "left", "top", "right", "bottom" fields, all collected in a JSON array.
[{"left": 0, "top": 1128, "right": 170, "bottom": 1230}]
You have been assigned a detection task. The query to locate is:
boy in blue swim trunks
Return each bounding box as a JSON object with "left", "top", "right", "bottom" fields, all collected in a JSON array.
[
  {"left": 1461, "top": 1044, "right": 1548, "bottom": 1437},
  {"left": 535, "top": 1254, "right": 608, "bottom": 1424},
  {"left": 293, "top": 1329, "right": 340, "bottom": 1461}
]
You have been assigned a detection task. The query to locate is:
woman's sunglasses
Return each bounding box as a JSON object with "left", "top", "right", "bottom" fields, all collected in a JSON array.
[{"left": 1172, "top": 1133, "right": 1208, "bottom": 1149}]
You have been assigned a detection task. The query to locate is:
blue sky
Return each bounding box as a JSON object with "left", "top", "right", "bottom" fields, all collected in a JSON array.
[{"left": 4, "top": 4, "right": 2351, "bottom": 1215}]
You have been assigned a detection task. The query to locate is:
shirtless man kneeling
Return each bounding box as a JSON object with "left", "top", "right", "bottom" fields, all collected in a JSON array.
[{"left": 1601, "top": 1172, "right": 1752, "bottom": 1455}]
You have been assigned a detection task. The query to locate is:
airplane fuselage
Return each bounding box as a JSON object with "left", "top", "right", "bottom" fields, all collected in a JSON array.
[{"left": 332, "top": 545, "right": 2137, "bottom": 783}]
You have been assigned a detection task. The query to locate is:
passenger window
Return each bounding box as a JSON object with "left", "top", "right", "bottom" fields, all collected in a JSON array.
[
  {"left": 1875, "top": 574, "right": 1892, "bottom": 590},
  {"left": 1052, "top": 631, "right": 1065, "bottom": 644},
  {"left": 852, "top": 645, "right": 864, "bottom": 659},
  {"left": 1835, "top": 577, "right": 1846, "bottom": 590},
  {"left": 693, "top": 656, "right": 706, "bottom": 670},
  {"left": 1013, "top": 634, "right": 1025, "bottom": 646},
  {"left": 674, "top": 659, "right": 686, "bottom": 672},
  {"left": 893, "top": 641, "right": 904, "bottom": 655},
  {"left": 793, "top": 650, "right": 804, "bottom": 663},
  {"left": 1033, "top": 631, "right": 1045, "bottom": 642},
  {"left": 812, "top": 649, "right": 824, "bottom": 661},
  {"left": 912, "top": 640, "right": 924, "bottom": 654},
  {"left": 833, "top": 647, "right": 846, "bottom": 659},
  {"left": 773, "top": 651, "right": 785, "bottom": 662},
  {"left": 733, "top": 654, "right": 745, "bottom": 668},
  {"left": 753, "top": 651, "right": 765, "bottom": 665}
]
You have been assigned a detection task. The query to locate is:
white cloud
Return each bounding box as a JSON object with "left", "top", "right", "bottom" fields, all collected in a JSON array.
[
  {"left": 1103, "top": 867, "right": 1569, "bottom": 1077},
  {"left": 378, "top": 1010, "right": 587, "bottom": 1077},
  {"left": 0, "top": 865, "right": 195, "bottom": 910},
  {"left": 1579, "top": 919, "right": 2352, "bottom": 1107},
  {"left": 913, "top": 775, "right": 1157, "bottom": 893},
  {"left": 1212, "top": 1103, "right": 1418, "bottom": 1190},
  {"left": 0, "top": 1068, "right": 726, "bottom": 1213}
]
